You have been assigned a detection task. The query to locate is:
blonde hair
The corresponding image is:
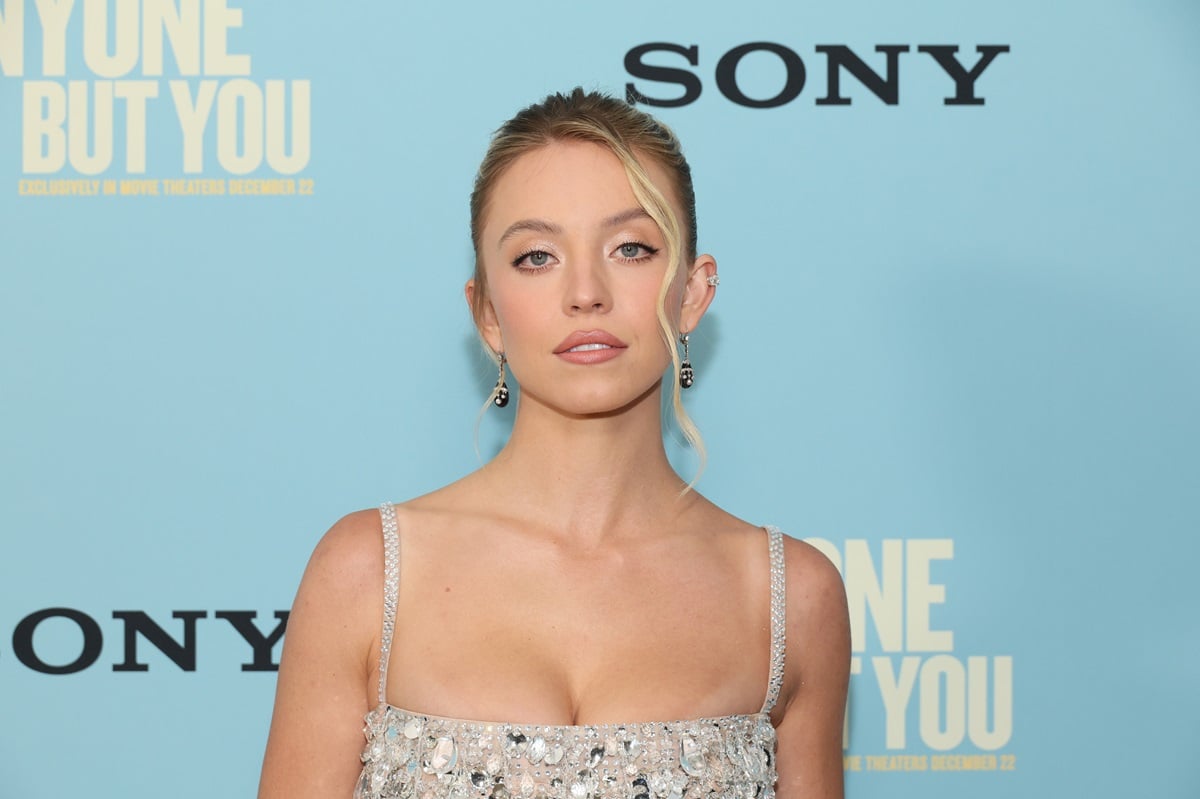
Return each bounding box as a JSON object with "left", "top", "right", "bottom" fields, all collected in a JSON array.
[{"left": 470, "top": 88, "right": 706, "bottom": 475}]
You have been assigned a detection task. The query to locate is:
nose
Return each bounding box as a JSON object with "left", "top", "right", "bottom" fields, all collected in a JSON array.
[{"left": 562, "top": 258, "right": 612, "bottom": 315}]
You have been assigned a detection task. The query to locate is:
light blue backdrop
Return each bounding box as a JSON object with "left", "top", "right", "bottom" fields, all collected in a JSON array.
[{"left": 2, "top": 1, "right": 1197, "bottom": 797}]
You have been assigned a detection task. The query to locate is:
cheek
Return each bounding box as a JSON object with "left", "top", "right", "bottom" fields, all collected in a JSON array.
[
  {"left": 481, "top": 266, "right": 522, "bottom": 325},
  {"left": 487, "top": 285, "right": 551, "bottom": 350}
]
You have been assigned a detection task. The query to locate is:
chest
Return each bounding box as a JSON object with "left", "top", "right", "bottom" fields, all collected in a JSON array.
[{"left": 385, "top": 534, "right": 773, "bottom": 724}]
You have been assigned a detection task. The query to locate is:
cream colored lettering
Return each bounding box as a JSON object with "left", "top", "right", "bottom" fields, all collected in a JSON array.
[
  {"left": 142, "top": 0, "right": 201, "bottom": 76},
  {"left": 34, "top": 0, "right": 74, "bottom": 76},
  {"left": 114, "top": 80, "right": 157, "bottom": 172},
  {"left": 0, "top": 0, "right": 24, "bottom": 76},
  {"left": 203, "top": 0, "right": 249, "bottom": 75},
  {"left": 82, "top": 0, "right": 139, "bottom": 78},
  {"left": 170, "top": 79, "right": 217, "bottom": 172},
  {"left": 23, "top": 80, "right": 66, "bottom": 172}
]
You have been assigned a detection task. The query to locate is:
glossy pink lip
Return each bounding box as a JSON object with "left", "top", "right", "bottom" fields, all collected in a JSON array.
[{"left": 553, "top": 330, "right": 628, "bottom": 364}]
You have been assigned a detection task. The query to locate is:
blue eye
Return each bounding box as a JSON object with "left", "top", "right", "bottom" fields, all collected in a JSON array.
[
  {"left": 616, "top": 242, "right": 659, "bottom": 261},
  {"left": 513, "top": 249, "right": 554, "bottom": 270}
]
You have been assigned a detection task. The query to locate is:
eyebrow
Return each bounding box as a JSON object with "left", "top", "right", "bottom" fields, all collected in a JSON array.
[
  {"left": 498, "top": 218, "right": 562, "bottom": 245},
  {"left": 602, "top": 207, "right": 654, "bottom": 228},
  {"left": 496, "top": 207, "right": 654, "bottom": 246}
]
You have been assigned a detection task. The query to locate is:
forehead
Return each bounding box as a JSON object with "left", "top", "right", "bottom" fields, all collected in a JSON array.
[{"left": 480, "top": 140, "right": 677, "bottom": 241}]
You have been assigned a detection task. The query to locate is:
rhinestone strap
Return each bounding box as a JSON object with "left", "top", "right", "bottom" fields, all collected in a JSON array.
[
  {"left": 760, "top": 527, "right": 787, "bottom": 714},
  {"left": 377, "top": 502, "right": 400, "bottom": 705}
]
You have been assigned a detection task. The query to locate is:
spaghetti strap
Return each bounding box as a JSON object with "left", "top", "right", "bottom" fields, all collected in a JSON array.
[
  {"left": 760, "top": 526, "right": 787, "bottom": 714},
  {"left": 377, "top": 502, "right": 400, "bottom": 706}
]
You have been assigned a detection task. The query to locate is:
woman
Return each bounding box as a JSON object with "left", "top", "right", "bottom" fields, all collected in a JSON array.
[{"left": 259, "top": 88, "right": 850, "bottom": 799}]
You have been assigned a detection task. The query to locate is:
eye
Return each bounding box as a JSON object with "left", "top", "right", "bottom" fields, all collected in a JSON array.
[
  {"left": 512, "top": 249, "right": 555, "bottom": 271},
  {"left": 614, "top": 242, "right": 659, "bottom": 262}
]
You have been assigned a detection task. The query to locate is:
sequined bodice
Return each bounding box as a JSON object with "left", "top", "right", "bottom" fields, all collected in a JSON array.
[
  {"left": 356, "top": 705, "right": 778, "bottom": 799},
  {"left": 356, "top": 503, "right": 788, "bottom": 799}
]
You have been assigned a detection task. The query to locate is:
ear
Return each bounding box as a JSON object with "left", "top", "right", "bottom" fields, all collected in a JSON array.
[
  {"left": 679, "top": 254, "right": 718, "bottom": 333},
  {"left": 465, "top": 279, "right": 504, "bottom": 354}
]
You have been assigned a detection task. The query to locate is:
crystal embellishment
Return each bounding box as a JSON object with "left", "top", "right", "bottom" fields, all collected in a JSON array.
[
  {"left": 355, "top": 706, "right": 778, "bottom": 799},
  {"left": 429, "top": 736, "right": 458, "bottom": 774},
  {"left": 760, "top": 526, "right": 787, "bottom": 716},
  {"left": 527, "top": 736, "right": 547, "bottom": 764},
  {"left": 505, "top": 732, "right": 529, "bottom": 757},
  {"left": 404, "top": 716, "right": 423, "bottom": 740},
  {"left": 377, "top": 502, "right": 401, "bottom": 705},
  {"left": 679, "top": 736, "right": 705, "bottom": 777}
]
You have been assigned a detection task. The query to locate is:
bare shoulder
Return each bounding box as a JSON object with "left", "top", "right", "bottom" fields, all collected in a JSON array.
[
  {"left": 258, "top": 507, "right": 387, "bottom": 799},
  {"left": 777, "top": 533, "right": 850, "bottom": 705},
  {"left": 780, "top": 535, "right": 848, "bottom": 624},
  {"left": 283, "top": 506, "right": 389, "bottom": 678},
  {"left": 269, "top": 507, "right": 388, "bottom": 640},
  {"left": 298, "top": 508, "right": 387, "bottom": 606},
  {"left": 700, "top": 505, "right": 844, "bottom": 614},
  {"left": 769, "top": 535, "right": 849, "bottom": 798}
]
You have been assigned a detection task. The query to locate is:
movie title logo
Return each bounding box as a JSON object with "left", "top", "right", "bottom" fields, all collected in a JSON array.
[
  {"left": 805, "top": 538, "right": 1017, "bottom": 774},
  {"left": 0, "top": 0, "right": 312, "bottom": 197},
  {"left": 625, "top": 42, "right": 1009, "bottom": 108}
]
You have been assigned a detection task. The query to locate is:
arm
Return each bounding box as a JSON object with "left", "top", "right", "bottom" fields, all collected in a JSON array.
[
  {"left": 773, "top": 537, "right": 852, "bottom": 799},
  {"left": 258, "top": 510, "right": 384, "bottom": 799}
]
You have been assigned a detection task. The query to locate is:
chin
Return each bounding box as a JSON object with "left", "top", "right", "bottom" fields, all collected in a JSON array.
[{"left": 557, "top": 382, "right": 663, "bottom": 419}]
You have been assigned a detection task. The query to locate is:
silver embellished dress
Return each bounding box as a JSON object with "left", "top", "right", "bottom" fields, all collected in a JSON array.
[{"left": 356, "top": 502, "right": 788, "bottom": 799}]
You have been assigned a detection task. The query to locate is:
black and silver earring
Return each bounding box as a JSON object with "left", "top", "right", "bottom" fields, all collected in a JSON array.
[
  {"left": 493, "top": 353, "right": 510, "bottom": 408},
  {"left": 679, "top": 333, "right": 695, "bottom": 389}
]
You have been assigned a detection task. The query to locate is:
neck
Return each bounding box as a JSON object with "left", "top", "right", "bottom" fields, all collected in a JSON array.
[{"left": 478, "top": 385, "right": 694, "bottom": 543}]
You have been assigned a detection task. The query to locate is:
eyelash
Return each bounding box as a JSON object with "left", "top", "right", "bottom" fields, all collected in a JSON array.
[
  {"left": 511, "top": 242, "right": 660, "bottom": 272},
  {"left": 615, "top": 241, "right": 660, "bottom": 263},
  {"left": 512, "top": 249, "right": 554, "bottom": 272}
]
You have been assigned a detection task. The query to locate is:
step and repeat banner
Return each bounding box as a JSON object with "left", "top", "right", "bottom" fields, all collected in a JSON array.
[{"left": 2, "top": 2, "right": 1197, "bottom": 798}]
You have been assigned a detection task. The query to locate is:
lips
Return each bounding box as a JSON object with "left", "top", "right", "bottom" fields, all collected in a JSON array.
[
  {"left": 553, "top": 330, "right": 628, "bottom": 354},
  {"left": 554, "top": 330, "right": 628, "bottom": 364}
]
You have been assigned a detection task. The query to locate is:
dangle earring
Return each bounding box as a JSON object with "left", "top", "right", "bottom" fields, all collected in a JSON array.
[
  {"left": 679, "top": 333, "right": 695, "bottom": 389},
  {"left": 493, "top": 352, "right": 510, "bottom": 408}
]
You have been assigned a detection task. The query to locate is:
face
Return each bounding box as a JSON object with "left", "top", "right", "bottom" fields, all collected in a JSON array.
[{"left": 469, "top": 140, "right": 715, "bottom": 417}]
